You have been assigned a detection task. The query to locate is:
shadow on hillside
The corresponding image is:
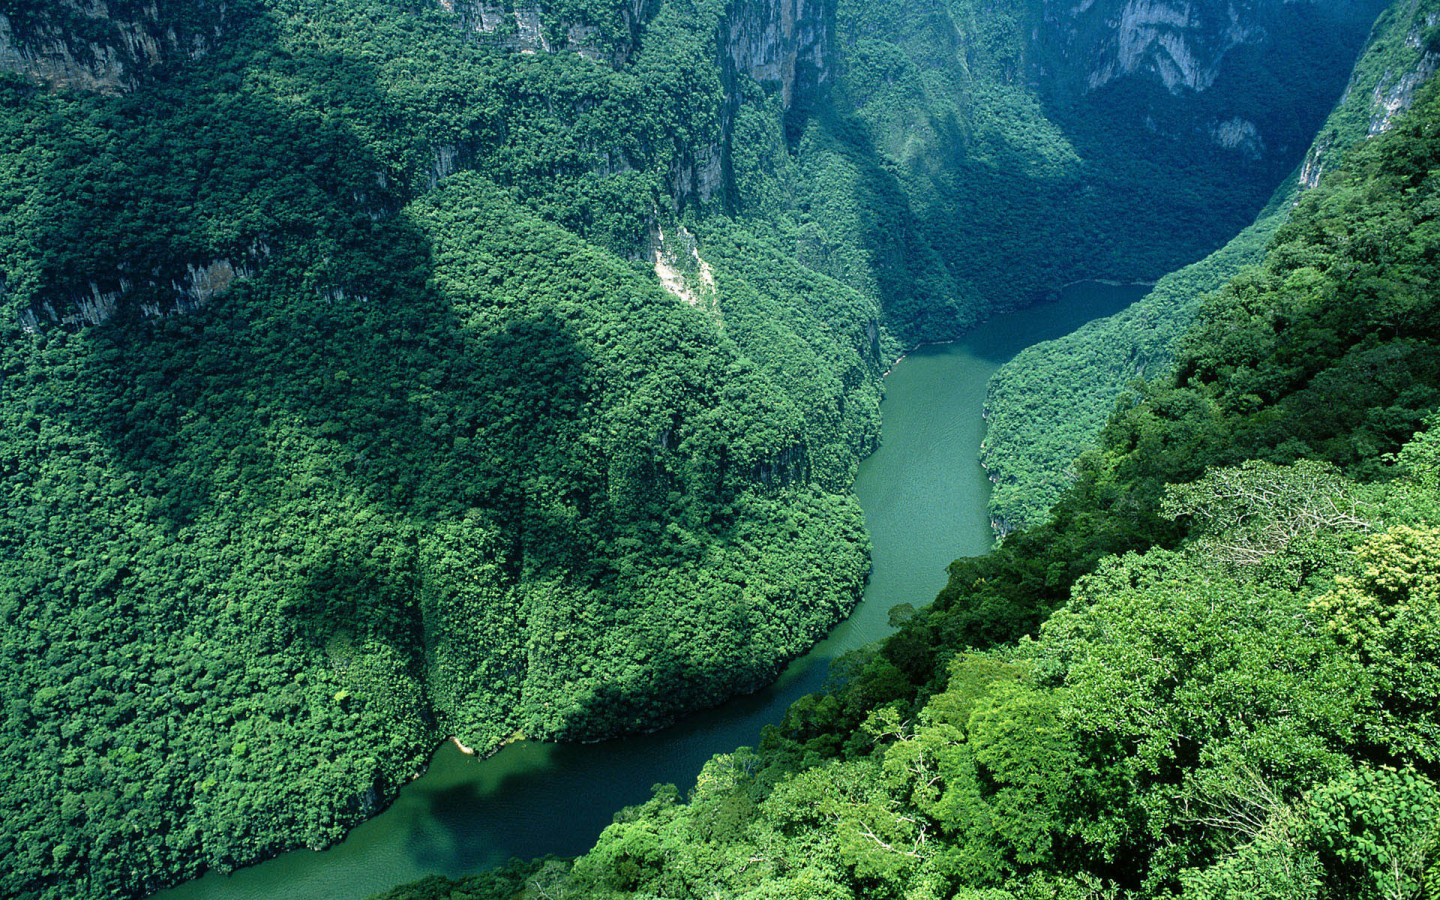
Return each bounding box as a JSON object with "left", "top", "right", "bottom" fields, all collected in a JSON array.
[
  {"left": 16, "top": 0, "right": 827, "bottom": 768},
  {"left": 809, "top": 0, "right": 1387, "bottom": 341}
]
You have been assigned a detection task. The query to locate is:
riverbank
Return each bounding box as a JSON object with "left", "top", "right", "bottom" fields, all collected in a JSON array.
[{"left": 150, "top": 282, "right": 1148, "bottom": 900}]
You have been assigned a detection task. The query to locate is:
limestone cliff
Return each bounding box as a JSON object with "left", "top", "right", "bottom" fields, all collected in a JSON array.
[
  {"left": 722, "top": 0, "right": 831, "bottom": 112},
  {"left": 436, "top": 0, "right": 832, "bottom": 112},
  {"left": 980, "top": 0, "right": 1439, "bottom": 538},
  {"left": 1044, "top": 0, "right": 1270, "bottom": 94},
  {"left": 0, "top": 0, "right": 226, "bottom": 93},
  {"left": 1036, "top": 0, "right": 1386, "bottom": 157},
  {"left": 427, "top": 1, "right": 831, "bottom": 209},
  {"left": 706, "top": 0, "right": 833, "bottom": 206},
  {"left": 1300, "top": 0, "right": 1440, "bottom": 188},
  {"left": 437, "top": 0, "right": 655, "bottom": 63},
  {"left": 1364, "top": 2, "right": 1440, "bottom": 134},
  {"left": 16, "top": 244, "right": 271, "bottom": 332}
]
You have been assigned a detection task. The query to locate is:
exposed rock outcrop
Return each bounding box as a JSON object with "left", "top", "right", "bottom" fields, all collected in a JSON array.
[
  {"left": 1210, "top": 115, "right": 1263, "bottom": 156},
  {"left": 1034, "top": 0, "right": 1388, "bottom": 164},
  {"left": 431, "top": 1, "right": 833, "bottom": 209},
  {"left": 722, "top": 0, "right": 832, "bottom": 110},
  {"left": 1298, "top": 132, "right": 1331, "bottom": 188},
  {"left": 0, "top": 0, "right": 225, "bottom": 93},
  {"left": 1300, "top": 1, "right": 1440, "bottom": 188},
  {"left": 703, "top": 0, "right": 833, "bottom": 207},
  {"left": 649, "top": 223, "right": 718, "bottom": 308},
  {"left": 1367, "top": 8, "right": 1440, "bottom": 134},
  {"left": 17, "top": 243, "right": 270, "bottom": 332},
  {"left": 438, "top": 0, "right": 655, "bottom": 64},
  {"left": 436, "top": 0, "right": 833, "bottom": 109},
  {"left": 1045, "top": 0, "right": 1270, "bottom": 95}
]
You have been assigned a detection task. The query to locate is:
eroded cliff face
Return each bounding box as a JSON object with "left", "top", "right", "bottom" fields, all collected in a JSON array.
[
  {"left": 705, "top": 0, "right": 832, "bottom": 206},
  {"left": 437, "top": 0, "right": 832, "bottom": 110},
  {"left": 1299, "top": 0, "right": 1440, "bottom": 188},
  {"left": 437, "top": 0, "right": 651, "bottom": 62},
  {"left": 1045, "top": 0, "right": 1269, "bottom": 94},
  {"left": 1366, "top": 5, "right": 1440, "bottom": 134},
  {"left": 1034, "top": 0, "right": 1385, "bottom": 158},
  {"left": 0, "top": 0, "right": 225, "bottom": 93},
  {"left": 723, "top": 0, "right": 831, "bottom": 110},
  {"left": 649, "top": 223, "right": 718, "bottom": 308},
  {"left": 17, "top": 244, "right": 271, "bottom": 332},
  {"left": 433, "top": 1, "right": 833, "bottom": 206}
]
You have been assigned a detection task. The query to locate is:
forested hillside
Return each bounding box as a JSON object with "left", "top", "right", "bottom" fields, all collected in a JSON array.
[
  {"left": 0, "top": 0, "right": 1390, "bottom": 898},
  {"left": 1, "top": 3, "right": 890, "bottom": 896},
  {"left": 378, "top": 60, "right": 1440, "bottom": 900},
  {"left": 823, "top": 0, "right": 1383, "bottom": 322},
  {"left": 981, "top": 0, "right": 1440, "bottom": 534}
]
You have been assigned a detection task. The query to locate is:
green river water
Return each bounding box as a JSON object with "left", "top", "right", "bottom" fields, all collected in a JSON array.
[{"left": 154, "top": 281, "right": 1149, "bottom": 900}]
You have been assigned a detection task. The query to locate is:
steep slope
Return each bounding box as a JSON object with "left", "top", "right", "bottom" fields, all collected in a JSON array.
[
  {"left": 376, "top": 45, "right": 1440, "bottom": 899},
  {"left": 982, "top": 0, "right": 1440, "bottom": 534},
  {"left": 0, "top": 0, "right": 232, "bottom": 93},
  {"left": 0, "top": 3, "right": 885, "bottom": 898},
  {"left": 773, "top": 0, "right": 1386, "bottom": 341},
  {"left": 0, "top": 0, "right": 1396, "bottom": 898}
]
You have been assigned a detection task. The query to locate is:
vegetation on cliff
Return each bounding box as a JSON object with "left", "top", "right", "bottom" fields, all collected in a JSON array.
[
  {"left": 981, "top": 0, "right": 1440, "bottom": 533},
  {"left": 0, "top": 0, "right": 1395, "bottom": 897},
  {"left": 374, "top": 69, "right": 1440, "bottom": 900},
  {"left": 0, "top": 3, "right": 883, "bottom": 896}
]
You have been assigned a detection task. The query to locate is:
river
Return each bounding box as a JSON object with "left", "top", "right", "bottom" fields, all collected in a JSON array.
[{"left": 154, "top": 280, "right": 1149, "bottom": 900}]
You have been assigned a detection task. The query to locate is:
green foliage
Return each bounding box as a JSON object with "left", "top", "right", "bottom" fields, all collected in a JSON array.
[
  {"left": 367, "top": 859, "right": 549, "bottom": 900},
  {"left": 981, "top": 202, "right": 1289, "bottom": 534},
  {"left": 980, "top": 0, "right": 1440, "bottom": 534},
  {"left": 940, "top": 72, "right": 1440, "bottom": 648},
  {"left": 1313, "top": 526, "right": 1440, "bottom": 765},
  {"left": 443, "top": 429, "right": 1439, "bottom": 900},
  {"left": 0, "top": 2, "right": 888, "bottom": 897},
  {"left": 1305, "top": 766, "right": 1440, "bottom": 900},
  {"left": 805, "top": 0, "right": 1373, "bottom": 342},
  {"left": 379, "top": 47, "right": 1440, "bottom": 900},
  {"left": 0, "top": 0, "right": 1411, "bottom": 897},
  {"left": 1161, "top": 459, "right": 1376, "bottom": 580}
]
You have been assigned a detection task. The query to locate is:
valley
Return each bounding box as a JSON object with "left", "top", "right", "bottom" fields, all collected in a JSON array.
[{"left": 1, "top": 1, "right": 1434, "bottom": 899}]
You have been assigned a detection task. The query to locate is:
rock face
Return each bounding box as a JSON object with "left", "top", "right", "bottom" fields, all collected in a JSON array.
[
  {"left": 1038, "top": 0, "right": 1385, "bottom": 103},
  {"left": 706, "top": 0, "right": 833, "bottom": 205},
  {"left": 1047, "top": 0, "right": 1270, "bottom": 94},
  {"left": 1210, "top": 115, "right": 1264, "bottom": 156},
  {"left": 438, "top": 1, "right": 634, "bottom": 62},
  {"left": 723, "top": 0, "right": 832, "bottom": 111},
  {"left": 428, "top": 1, "right": 832, "bottom": 209},
  {"left": 1034, "top": 0, "right": 1386, "bottom": 158},
  {"left": 0, "top": 0, "right": 225, "bottom": 93},
  {"left": 436, "top": 0, "right": 833, "bottom": 112},
  {"left": 17, "top": 244, "right": 270, "bottom": 332},
  {"left": 650, "top": 224, "right": 718, "bottom": 308},
  {"left": 1367, "top": 7, "right": 1440, "bottom": 134},
  {"left": 1299, "top": 0, "right": 1440, "bottom": 188},
  {"left": 659, "top": 0, "right": 834, "bottom": 208}
]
